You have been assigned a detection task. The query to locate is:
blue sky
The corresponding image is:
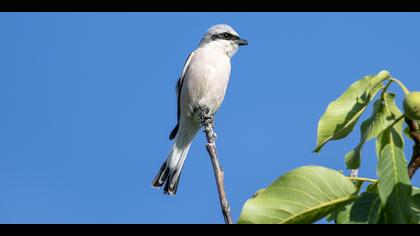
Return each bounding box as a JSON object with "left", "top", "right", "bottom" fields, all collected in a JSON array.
[{"left": 0, "top": 13, "right": 419, "bottom": 224}]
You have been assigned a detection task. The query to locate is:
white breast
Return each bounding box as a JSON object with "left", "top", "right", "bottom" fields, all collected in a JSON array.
[{"left": 180, "top": 46, "right": 231, "bottom": 120}]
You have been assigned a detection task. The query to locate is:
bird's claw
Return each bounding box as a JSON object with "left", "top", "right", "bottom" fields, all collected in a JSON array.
[
  {"left": 198, "top": 106, "right": 214, "bottom": 127},
  {"left": 201, "top": 116, "right": 214, "bottom": 126}
]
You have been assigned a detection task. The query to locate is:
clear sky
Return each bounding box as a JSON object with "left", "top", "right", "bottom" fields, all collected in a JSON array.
[{"left": 0, "top": 13, "right": 419, "bottom": 224}]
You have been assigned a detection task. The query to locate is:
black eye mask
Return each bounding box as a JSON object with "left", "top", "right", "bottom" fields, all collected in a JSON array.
[{"left": 211, "top": 32, "right": 240, "bottom": 41}]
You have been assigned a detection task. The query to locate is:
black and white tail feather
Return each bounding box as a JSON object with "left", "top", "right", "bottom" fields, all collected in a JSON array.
[
  {"left": 151, "top": 121, "right": 199, "bottom": 195},
  {"left": 151, "top": 52, "right": 196, "bottom": 196}
]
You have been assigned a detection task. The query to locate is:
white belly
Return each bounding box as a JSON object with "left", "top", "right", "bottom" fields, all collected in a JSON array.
[{"left": 180, "top": 47, "right": 231, "bottom": 120}]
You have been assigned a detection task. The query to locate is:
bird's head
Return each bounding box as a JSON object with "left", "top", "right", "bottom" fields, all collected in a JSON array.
[{"left": 199, "top": 24, "right": 248, "bottom": 57}]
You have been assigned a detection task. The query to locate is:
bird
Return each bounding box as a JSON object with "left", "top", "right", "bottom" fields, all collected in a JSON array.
[{"left": 152, "top": 24, "right": 248, "bottom": 195}]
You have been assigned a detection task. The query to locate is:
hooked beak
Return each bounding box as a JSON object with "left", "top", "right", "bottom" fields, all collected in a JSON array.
[{"left": 236, "top": 38, "right": 248, "bottom": 46}]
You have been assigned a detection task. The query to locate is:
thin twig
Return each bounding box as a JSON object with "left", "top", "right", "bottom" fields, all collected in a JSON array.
[
  {"left": 199, "top": 107, "right": 233, "bottom": 224},
  {"left": 387, "top": 115, "right": 405, "bottom": 131},
  {"left": 390, "top": 77, "right": 410, "bottom": 95},
  {"left": 347, "top": 177, "right": 378, "bottom": 183},
  {"left": 406, "top": 118, "right": 420, "bottom": 179}
]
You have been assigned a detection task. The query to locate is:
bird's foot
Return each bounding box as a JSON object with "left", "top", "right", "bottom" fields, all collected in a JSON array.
[
  {"left": 198, "top": 106, "right": 214, "bottom": 127},
  {"left": 201, "top": 116, "right": 214, "bottom": 127}
]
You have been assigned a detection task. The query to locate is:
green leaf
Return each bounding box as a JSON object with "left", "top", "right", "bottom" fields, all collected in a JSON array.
[
  {"left": 404, "top": 127, "right": 411, "bottom": 139},
  {"left": 376, "top": 125, "right": 414, "bottom": 224},
  {"left": 412, "top": 187, "right": 420, "bottom": 223},
  {"left": 328, "top": 203, "right": 351, "bottom": 224},
  {"left": 335, "top": 192, "right": 382, "bottom": 224},
  {"left": 364, "top": 93, "right": 402, "bottom": 140},
  {"left": 238, "top": 166, "right": 358, "bottom": 224},
  {"left": 366, "top": 183, "right": 379, "bottom": 193},
  {"left": 315, "top": 71, "right": 390, "bottom": 153},
  {"left": 325, "top": 211, "right": 339, "bottom": 223},
  {"left": 345, "top": 93, "right": 403, "bottom": 169}
]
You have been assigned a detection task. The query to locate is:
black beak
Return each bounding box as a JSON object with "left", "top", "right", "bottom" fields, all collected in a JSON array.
[{"left": 236, "top": 38, "right": 249, "bottom": 46}]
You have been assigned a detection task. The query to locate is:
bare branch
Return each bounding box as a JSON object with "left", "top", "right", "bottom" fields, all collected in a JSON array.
[
  {"left": 199, "top": 106, "right": 233, "bottom": 224},
  {"left": 405, "top": 118, "right": 420, "bottom": 179}
]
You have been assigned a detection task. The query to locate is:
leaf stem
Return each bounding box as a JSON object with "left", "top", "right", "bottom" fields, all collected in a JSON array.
[
  {"left": 390, "top": 77, "right": 410, "bottom": 96},
  {"left": 384, "top": 115, "right": 405, "bottom": 131},
  {"left": 347, "top": 177, "right": 378, "bottom": 183},
  {"left": 381, "top": 80, "right": 394, "bottom": 100}
]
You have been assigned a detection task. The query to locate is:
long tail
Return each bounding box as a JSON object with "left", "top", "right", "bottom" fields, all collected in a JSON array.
[{"left": 152, "top": 122, "right": 199, "bottom": 195}]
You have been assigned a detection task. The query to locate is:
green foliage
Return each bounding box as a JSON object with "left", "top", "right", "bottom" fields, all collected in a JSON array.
[
  {"left": 238, "top": 166, "right": 357, "bottom": 224},
  {"left": 314, "top": 71, "right": 390, "bottom": 153},
  {"left": 412, "top": 188, "right": 420, "bottom": 223},
  {"left": 239, "top": 70, "right": 419, "bottom": 224},
  {"left": 334, "top": 192, "right": 382, "bottom": 224},
  {"left": 376, "top": 125, "right": 414, "bottom": 223},
  {"left": 345, "top": 93, "right": 402, "bottom": 169}
]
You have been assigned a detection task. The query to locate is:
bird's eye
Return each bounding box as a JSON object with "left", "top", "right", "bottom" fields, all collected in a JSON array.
[{"left": 223, "top": 33, "right": 231, "bottom": 40}]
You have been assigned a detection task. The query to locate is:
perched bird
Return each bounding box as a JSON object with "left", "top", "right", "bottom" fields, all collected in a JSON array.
[{"left": 152, "top": 24, "right": 248, "bottom": 195}]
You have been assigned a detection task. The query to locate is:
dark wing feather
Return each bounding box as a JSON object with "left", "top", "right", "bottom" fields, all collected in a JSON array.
[{"left": 169, "top": 52, "right": 195, "bottom": 140}]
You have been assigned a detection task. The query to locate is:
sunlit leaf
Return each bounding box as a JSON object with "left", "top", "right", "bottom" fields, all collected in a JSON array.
[
  {"left": 412, "top": 187, "right": 420, "bottom": 223},
  {"left": 238, "top": 166, "right": 358, "bottom": 224},
  {"left": 335, "top": 192, "right": 382, "bottom": 224},
  {"left": 345, "top": 93, "right": 402, "bottom": 169},
  {"left": 376, "top": 125, "right": 414, "bottom": 224},
  {"left": 315, "top": 71, "right": 390, "bottom": 153}
]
